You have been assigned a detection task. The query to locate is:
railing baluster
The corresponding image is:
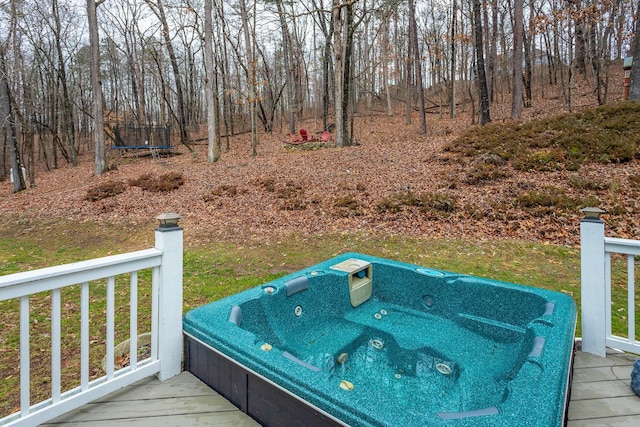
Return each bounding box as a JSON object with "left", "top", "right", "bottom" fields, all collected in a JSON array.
[
  {"left": 106, "top": 276, "right": 115, "bottom": 379},
  {"left": 605, "top": 252, "right": 612, "bottom": 337},
  {"left": 151, "top": 267, "right": 159, "bottom": 362},
  {"left": 628, "top": 254, "right": 635, "bottom": 344},
  {"left": 20, "top": 295, "right": 30, "bottom": 416},
  {"left": 51, "top": 288, "right": 61, "bottom": 402},
  {"left": 81, "top": 282, "right": 89, "bottom": 390},
  {"left": 130, "top": 271, "right": 138, "bottom": 370}
]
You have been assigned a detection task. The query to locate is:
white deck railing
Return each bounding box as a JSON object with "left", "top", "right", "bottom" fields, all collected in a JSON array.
[
  {"left": 0, "top": 220, "right": 183, "bottom": 427},
  {"left": 581, "top": 208, "right": 640, "bottom": 357}
]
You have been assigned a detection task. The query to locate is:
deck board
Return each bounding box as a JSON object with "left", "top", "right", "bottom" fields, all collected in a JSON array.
[
  {"left": 42, "top": 349, "right": 640, "bottom": 426},
  {"left": 41, "top": 371, "right": 260, "bottom": 427}
]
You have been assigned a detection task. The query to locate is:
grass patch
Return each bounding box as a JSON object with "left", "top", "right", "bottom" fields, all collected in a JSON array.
[{"left": 447, "top": 101, "right": 640, "bottom": 171}]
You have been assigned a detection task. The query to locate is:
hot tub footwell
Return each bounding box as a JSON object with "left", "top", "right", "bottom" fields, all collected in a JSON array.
[{"left": 184, "top": 334, "right": 344, "bottom": 427}]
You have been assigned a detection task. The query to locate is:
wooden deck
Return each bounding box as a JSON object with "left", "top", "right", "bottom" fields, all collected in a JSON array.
[
  {"left": 41, "top": 371, "right": 259, "bottom": 427},
  {"left": 568, "top": 348, "right": 640, "bottom": 426},
  {"left": 41, "top": 349, "right": 640, "bottom": 426}
]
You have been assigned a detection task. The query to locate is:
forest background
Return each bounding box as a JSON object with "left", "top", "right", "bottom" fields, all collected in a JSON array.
[
  {"left": 1, "top": 0, "right": 638, "bottom": 183},
  {"left": 0, "top": 0, "right": 639, "bottom": 260}
]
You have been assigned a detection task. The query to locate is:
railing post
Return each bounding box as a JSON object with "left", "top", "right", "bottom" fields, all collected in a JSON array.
[
  {"left": 580, "top": 207, "right": 607, "bottom": 357},
  {"left": 154, "top": 213, "right": 184, "bottom": 380}
]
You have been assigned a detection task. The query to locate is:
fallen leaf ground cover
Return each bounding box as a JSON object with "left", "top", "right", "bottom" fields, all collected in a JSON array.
[{"left": 3, "top": 103, "right": 640, "bottom": 246}]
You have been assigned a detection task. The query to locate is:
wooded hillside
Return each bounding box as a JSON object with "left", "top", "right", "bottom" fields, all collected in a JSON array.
[{"left": 1, "top": 0, "right": 637, "bottom": 190}]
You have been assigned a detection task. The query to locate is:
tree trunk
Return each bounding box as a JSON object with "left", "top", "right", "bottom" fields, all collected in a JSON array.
[
  {"left": 523, "top": 2, "right": 533, "bottom": 107},
  {"left": 450, "top": 0, "right": 457, "bottom": 118},
  {"left": 629, "top": 0, "right": 640, "bottom": 100},
  {"left": 484, "top": 0, "right": 497, "bottom": 102},
  {"left": 511, "top": 0, "right": 524, "bottom": 118},
  {"left": 382, "top": 17, "right": 393, "bottom": 116},
  {"left": 323, "top": 13, "right": 333, "bottom": 131},
  {"left": 408, "top": 0, "right": 426, "bottom": 133},
  {"left": 0, "top": 42, "right": 25, "bottom": 192},
  {"left": 204, "top": 0, "right": 220, "bottom": 162},
  {"left": 333, "top": 0, "right": 346, "bottom": 147},
  {"left": 405, "top": 5, "right": 414, "bottom": 126},
  {"left": 276, "top": 0, "right": 297, "bottom": 134},
  {"left": 340, "top": 1, "right": 354, "bottom": 146},
  {"left": 473, "top": 0, "right": 491, "bottom": 124},
  {"left": 87, "top": 0, "right": 106, "bottom": 176},
  {"left": 574, "top": 0, "right": 587, "bottom": 75},
  {"left": 588, "top": 13, "right": 603, "bottom": 105},
  {"left": 216, "top": 1, "right": 233, "bottom": 149}
]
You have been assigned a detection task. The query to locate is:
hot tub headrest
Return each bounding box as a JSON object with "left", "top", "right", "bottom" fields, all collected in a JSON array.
[
  {"left": 285, "top": 276, "right": 309, "bottom": 297},
  {"left": 229, "top": 305, "right": 242, "bottom": 326}
]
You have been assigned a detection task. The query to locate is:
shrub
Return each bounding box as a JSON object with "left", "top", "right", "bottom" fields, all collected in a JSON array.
[
  {"left": 466, "top": 163, "right": 509, "bottom": 184},
  {"left": 568, "top": 176, "right": 609, "bottom": 191},
  {"left": 515, "top": 186, "right": 600, "bottom": 216},
  {"left": 251, "top": 177, "right": 276, "bottom": 192},
  {"left": 127, "top": 173, "right": 153, "bottom": 187},
  {"left": 276, "top": 181, "right": 303, "bottom": 199},
  {"left": 129, "top": 172, "right": 184, "bottom": 192},
  {"left": 376, "top": 191, "right": 457, "bottom": 214},
  {"left": 420, "top": 193, "right": 457, "bottom": 213},
  {"left": 203, "top": 185, "right": 239, "bottom": 202},
  {"left": 376, "top": 196, "right": 401, "bottom": 213},
  {"left": 335, "top": 194, "right": 360, "bottom": 210},
  {"left": 85, "top": 180, "right": 127, "bottom": 201},
  {"left": 280, "top": 198, "right": 307, "bottom": 211},
  {"left": 376, "top": 191, "right": 419, "bottom": 213},
  {"left": 447, "top": 102, "right": 640, "bottom": 171}
]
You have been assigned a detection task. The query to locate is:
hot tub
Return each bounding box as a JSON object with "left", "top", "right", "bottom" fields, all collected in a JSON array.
[{"left": 183, "top": 253, "right": 576, "bottom": 426}]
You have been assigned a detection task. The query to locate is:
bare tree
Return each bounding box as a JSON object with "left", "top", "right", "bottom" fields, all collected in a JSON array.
[
  {"left": 309, "top": 0, "right": 334, "bottom": 131},
  {"left": 511, "top": 0, "right": 524, "bottom": 118},
  {"left": 204, "top": 0, "right": 220, "bottom": 162},
  {"left": 381, "top": 13, "right": 393, "bottom": 116},
  {"left": 53, "top": 0, "right": 77, "bottom": 166},
  {"left": 1, "top": 39, "right": 25, "bottom": 192},
  {"left": 333, "top": 0, "right": 348, "bottom": 146},
  {"left": 473, "top": 0, "right": 491, "bottom": 124},
  {"left": 239, "top": 0, "right": 259, "bottom": 155},
  {"left": 408, "top": 0, "right": 426, "bottom": 133},
  {"left": 144, "top": 0, "right": 190, "bottom": 149},
  {"left": 87, "top": 0, "right": 107, "bottom": 176},
  {"left": 450, "top": 0, "right": 457, "bottom": 118},
  {"left": 274, "top": 0, "right": 297, "bottom": 134}
]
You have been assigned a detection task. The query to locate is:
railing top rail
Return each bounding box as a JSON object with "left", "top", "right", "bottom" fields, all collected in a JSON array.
[
  {"left": 604, "top": 237, "right": 640, "bottom": 256},
  {"left": 0, "top": 248, "right": 163, "bottom": 301}
]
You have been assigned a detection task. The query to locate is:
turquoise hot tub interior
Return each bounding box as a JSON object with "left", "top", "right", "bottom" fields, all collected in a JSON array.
[{"left": 183, "top": 253, "right": 577, "bottom": 426}]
